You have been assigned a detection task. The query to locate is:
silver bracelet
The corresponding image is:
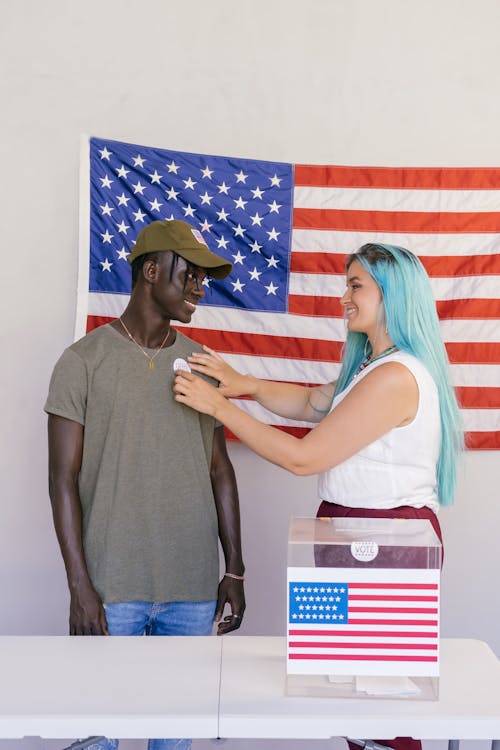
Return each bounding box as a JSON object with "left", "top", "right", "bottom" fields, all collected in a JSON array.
[{"left": 225, "top": 572, "right": 245, "bottom": 581}]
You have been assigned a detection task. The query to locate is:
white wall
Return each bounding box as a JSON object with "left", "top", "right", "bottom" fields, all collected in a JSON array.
[{"left": 1, "top": 1, "right": 499, "bottom": 748}]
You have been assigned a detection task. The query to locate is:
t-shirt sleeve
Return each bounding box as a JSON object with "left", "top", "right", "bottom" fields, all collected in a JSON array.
[{"left": 44, "top": 348, "right": 88, "bottom": 425}]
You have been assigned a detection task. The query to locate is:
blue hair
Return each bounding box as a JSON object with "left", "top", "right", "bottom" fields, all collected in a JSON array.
[{"left": 334, "top": 243, "right": 463, "bottom": 506}]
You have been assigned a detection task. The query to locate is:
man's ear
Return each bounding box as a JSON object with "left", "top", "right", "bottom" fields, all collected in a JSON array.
[{"left": 142, "top": 257, "right": 160, "bottom": 284}]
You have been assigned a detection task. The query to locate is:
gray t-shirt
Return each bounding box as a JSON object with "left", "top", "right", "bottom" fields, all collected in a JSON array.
[{"left": 45, "top": 324, "right": 220, "bottom": 604}]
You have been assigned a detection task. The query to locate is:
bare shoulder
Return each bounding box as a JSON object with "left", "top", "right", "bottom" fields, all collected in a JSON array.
[
  {"left": 328, "top": 361, "right": 418, "bottom": 430},
  {"left": 352, "top": 361, "right": 418, "bottom": 398}
]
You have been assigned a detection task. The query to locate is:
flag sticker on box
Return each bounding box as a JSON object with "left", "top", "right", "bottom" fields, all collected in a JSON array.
[{"left": 287, "top": 570, "right": 440, "bottom": 677}]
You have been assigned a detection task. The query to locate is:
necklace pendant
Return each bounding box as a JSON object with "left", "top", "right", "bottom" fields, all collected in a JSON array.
[{"left": 149, "top": 360, "right": 155, "bottom": 371}]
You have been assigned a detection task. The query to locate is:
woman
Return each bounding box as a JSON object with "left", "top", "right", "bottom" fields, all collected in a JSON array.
[{"left": 174, "top": 243, "right": 463, "bottom": 750}]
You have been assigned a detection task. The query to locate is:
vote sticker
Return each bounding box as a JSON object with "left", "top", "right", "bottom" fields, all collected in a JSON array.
[{"left": 351, "top": 541, "right": 379, "bottom": 562}]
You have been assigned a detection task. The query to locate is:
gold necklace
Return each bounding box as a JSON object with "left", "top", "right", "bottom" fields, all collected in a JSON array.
[{"left": 119, "top": 317, "right": 172, "bottom": 370}]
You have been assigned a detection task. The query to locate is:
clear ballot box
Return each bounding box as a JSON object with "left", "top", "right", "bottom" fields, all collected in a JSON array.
[{"left": 286, "top": 516, "right": 441, "bottom": 700}]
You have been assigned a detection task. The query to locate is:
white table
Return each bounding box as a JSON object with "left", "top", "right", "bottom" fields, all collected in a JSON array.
[
  {"left": 219, "top": 637, "right": 500, "bottom": 742},
  {"left": 0, "top": 636, "right": 499, "bottom": 746},
  {"left": 0, "top": 636, "right": 221, "bottom": 739}
]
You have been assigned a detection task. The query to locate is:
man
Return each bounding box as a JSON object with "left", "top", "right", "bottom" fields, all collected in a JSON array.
[{"left": 45, "top": 220, "right": 245, "bottom": 750}]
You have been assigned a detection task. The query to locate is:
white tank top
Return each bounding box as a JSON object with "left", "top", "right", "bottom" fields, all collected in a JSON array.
[{"left": 317, "top": 351, "right": 441, "bottom": 512}]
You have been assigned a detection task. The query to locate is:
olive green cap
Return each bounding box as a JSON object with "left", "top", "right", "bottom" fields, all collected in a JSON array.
[{"left": 128, "top": 220, "right": 232, "bottom": 279}]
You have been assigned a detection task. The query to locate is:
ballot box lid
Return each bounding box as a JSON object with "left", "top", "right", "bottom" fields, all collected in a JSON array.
[{"left": 288, "top": 516, "right": 441, "bottom": 569}]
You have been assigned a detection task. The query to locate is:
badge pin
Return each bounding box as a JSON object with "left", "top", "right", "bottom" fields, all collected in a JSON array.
[{"left": 173, "top": 358, "right": 191, "bottom": 373}]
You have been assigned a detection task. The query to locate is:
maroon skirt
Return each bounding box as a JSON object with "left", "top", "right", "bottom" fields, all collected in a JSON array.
[{"left": 316, "top": 501, "right": 443, "bottom": 555}]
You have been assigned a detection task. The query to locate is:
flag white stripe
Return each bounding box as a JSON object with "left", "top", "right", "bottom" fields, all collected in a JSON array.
[
  {"left": 289, "top": 624, "right": 437, "bottom": 634},
  {"left": 440, "top": 320, "right": 499, "bottom": 344},
  {"left": 291, "top": 228, "right": 500, "bottom": 256},
  {"left": 345, "top": 585, "right": 437, "bottom": 595},
  {"left": 289, "top": 272, "right": 500, "bottom": 300},
  {"left": 288, "top": 647, "right": 437, "bottom": 657},
  {"left": 232, "top": 399, "right": 314, "bottom": 428},
  {"left": 432, "top": 275, "right": 500, "bottom": 300},
  {"left": 294, "top": 185, "right": 500, "bottom": 213},
  {"left": 216, "top": 354, "right": 500, "bottom": 389},
  {"left": 88, "top": 291, "right": 128, "bottom": 318},
  {"left": 288, "top": 568, "right": 438, "bottom": 584},
  {"left": 210, "top": 354, "right": 339, "bottom": 384},
  {"left": 461, "top": 409, "right": 500, "bottom": 431},
  {"left": 287, "top": 658, "right": 438, "bottom": 676}
]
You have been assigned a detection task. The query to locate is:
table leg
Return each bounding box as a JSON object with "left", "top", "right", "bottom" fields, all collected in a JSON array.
[
  {"left": 62, "top": 738, "right": 107, "bottom": 750},
  {"left": 347, "top": 740, "right": 394, "bottom": 750}
]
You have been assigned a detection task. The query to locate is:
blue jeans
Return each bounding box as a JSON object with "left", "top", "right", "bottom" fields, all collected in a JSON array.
[{"left": 87, "top": 599, "right": 217, "bottom": 750}]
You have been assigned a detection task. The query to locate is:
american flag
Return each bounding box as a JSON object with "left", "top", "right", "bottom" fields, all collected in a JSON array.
[
  {"left": 78, "top": 136, "right": 500, "bottom": 450},
  {"left": 287, "top": 569, "right": 440, "bottom": 677}
]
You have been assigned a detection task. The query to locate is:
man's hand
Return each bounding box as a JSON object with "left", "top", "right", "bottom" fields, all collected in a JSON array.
[
  {"left": 69, "top": 582, "right": 109, "bottom": 635},
  {"left": 214, "top": 575, "right": 246, "bottom": 635}
]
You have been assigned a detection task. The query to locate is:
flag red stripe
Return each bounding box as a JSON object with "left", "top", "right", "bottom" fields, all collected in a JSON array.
[
  {"left": 225, "top": 425, "right": 310, "bottom": 441},
  {"left": 86, "top": 318, "right": 343, "bottom": 362},
  {"left": 349, "top": 607, "right": 438, "bottom": 614},
  {"left": 289, "top": 641, "right": 437, "bottom": 650},
  {"left": 294, "top": 207, "right": 500, "bottom": 233},
  {"left": 289, "top": 653, "right": 438, "bottom": 662},
  {"left": 348, "top": 595, "right": 438, "bottom": 602},
  {"left": 87, "top": 319, "right": 500, "bottom": 368},
  {"left": 456, "top": 387, "right": 500, "bottom": 408},
  {"left": 289, "top": 630, "right": 438, "bottom": 637},
  {"left": 289, "top": 295, "right": 500, "bottom": 320},
  {"left": 349, "top": 583, "right": 438, "bottom": 590},
  {"left": 184, "top": 327, "right": 344, "bottom": 361},
  {"left": 466, "top": 431, "right": 500, "bottom": 449},
  {"left": 437, "top": 299, "right": 500, "bottom": 319},
  {"left": 294, "top": 164, "right": 500, "bottom": 190},
  {"left": 291, "top": 252, "right": 500, "bottom": 278},
  {"left": 420, "top": 254, "right": 500, "bottom": 277},
  {"left": 290, "top": 253, "right": 347, "bottom": 275},
  {"left": 446, "top": 342, "right": 500, "bottom": 363},
  {"left": 87, "top": 315, "right": 114, "bottom": 332},
  {"left": 288, "top": 295, "right": 342, "bottom": 317}
]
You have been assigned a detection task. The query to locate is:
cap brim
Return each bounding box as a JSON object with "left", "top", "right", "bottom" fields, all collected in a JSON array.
[{"left": 128, "top": 245, "right": 232, "bottom": 279}]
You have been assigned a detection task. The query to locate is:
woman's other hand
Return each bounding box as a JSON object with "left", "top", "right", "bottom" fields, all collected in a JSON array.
[{"left": 188, "top": 346, "right": 255, "bottom": 398}]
